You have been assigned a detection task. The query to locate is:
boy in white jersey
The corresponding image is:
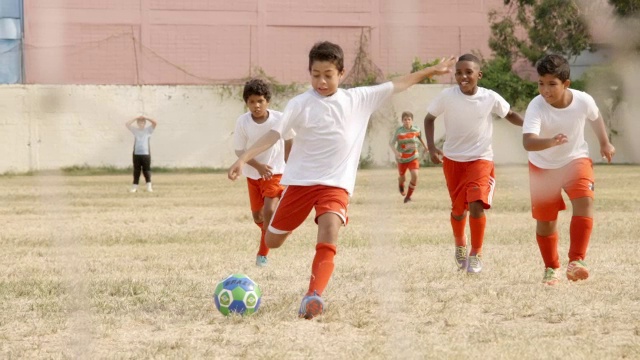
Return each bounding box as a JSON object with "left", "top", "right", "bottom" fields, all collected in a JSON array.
[
  {"left": 125, "top": 115, "right": 157, "bottom": 192},
  {"left": 228, "top": 41, "right": 455, "bottom": 319},
  {"left": 522, "top": 54, "right": 615, "bottom": 285},
  {"left": 424, "top": 54, "right": 524, "bottom": 274},
  {"left": 233, "top": 79, "right": 293, "bottom": 267}
]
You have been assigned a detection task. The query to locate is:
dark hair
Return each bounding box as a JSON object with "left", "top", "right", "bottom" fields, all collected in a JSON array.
[
  {"left": 242, "top": 78, "right": 272, "bottom": 103},
  {"left": 308, "top": 41, "right": 344, "bottom": 72},
  {"left": 457, "top": 53, "right": 481, "bottom": 67},
  {"left": 536, "top": 54, "right": 570, "bottom": 82},
  {"left": 401, "top": 111, "right": 413, "bottom": 119}
]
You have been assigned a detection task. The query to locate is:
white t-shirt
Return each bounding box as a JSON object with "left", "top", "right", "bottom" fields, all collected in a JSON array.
[
  {"left": 427, "top": 86, "right": 511, "bottom": 162},
  {"left": 128, "top": 126, "right": 154, "bottom": 155},
  {"left": 273, "top": 82, "right": 394, "bottom": 196},
  {"left": 523, "top": 89, "right": 599, "bottom": 169},
  {"left": 233, "top": 110, "right": 293, "bottom": 180}
]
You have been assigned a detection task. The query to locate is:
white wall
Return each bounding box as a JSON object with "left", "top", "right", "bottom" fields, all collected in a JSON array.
[{"left": 0, "top": 84, "right": 635, "bottom": 174}]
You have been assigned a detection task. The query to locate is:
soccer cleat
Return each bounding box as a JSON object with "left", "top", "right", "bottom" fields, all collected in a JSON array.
[
  {"left": 256, "top": 255, "right": 268, "bottom": 267},
  {"left": 542, "top": 267, "right": 561, "bottom": 285},
  {"left": 146, "top": 183, "right": 153, "bottom": 192},
  {"left": 466, "top": 254, "right": 483, "bottom": 274},
  {"left": 403, "top": 196, "right": 412, "bottom": 204},
  {"left": 129, "top": 185, "right": 138, "bottom": 193},
  {"left": 399, "top": 184, "right": 406, "bottom": 196},
  {"left": 566, "top": 260, "right": 589, "bottom": 281},
  {"left": 454, "top": 246, "right": 467, "bottom": 270},
  {"left": 298, "top": 291, "right": 325, "bottom": 320}
]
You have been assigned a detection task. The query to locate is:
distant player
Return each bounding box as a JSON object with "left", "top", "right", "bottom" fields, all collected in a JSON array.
[
  {"left": 126, "top": 115, "right": 157, "bottom": 192},
  {"left": 389, "top": 111, "right": 428, "bottom": 203},
  {"left": 424, "top": 54, "right": 524, "bottom": 274},
  {"left": 229, "top": 41, "right": 455, "bottom": 319},
  {"left": 523, "top": 54, "right": 615, "bottom": 285},
  {"left": 233, "top": 78, "right": 293, "bottom": 267}
]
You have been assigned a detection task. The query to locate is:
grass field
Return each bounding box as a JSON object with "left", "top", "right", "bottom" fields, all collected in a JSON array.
[{"left": 1, "top": 165, "right": 639, "bottom": 359}]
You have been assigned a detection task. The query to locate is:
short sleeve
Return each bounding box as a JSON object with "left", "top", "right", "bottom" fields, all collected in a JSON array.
[
  {"left": 275, "top": 98, "right": 303, "bottom": 136},
  {"left": 523, "top": 99, "right": 542, "bottom": 135},
  {"left": 427, "top": 91, "right": 445, "bottom": 117},
  {"left": 583, "top": 92, "right": 600, "bottom": 121},
  {"left": 349, "top": 82, "right": 394, "bottom": 115},
  {"left": 233, "top": 117, "right": 247, "bottom": 151},
  {"left": 491, "top": 91, "right": 511, "bottom": 118}
]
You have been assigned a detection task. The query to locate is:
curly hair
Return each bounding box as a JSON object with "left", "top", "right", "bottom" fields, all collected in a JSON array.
[{"left": 242, "top": 78, "right": 272, "bottom": 103}]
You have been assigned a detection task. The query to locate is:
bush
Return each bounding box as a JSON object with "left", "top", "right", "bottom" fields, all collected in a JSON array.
[{"left": 479, "top": 56, "right": 538, "bottom": 111}]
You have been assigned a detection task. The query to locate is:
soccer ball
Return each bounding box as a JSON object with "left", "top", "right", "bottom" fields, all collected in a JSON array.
[{"left": 213, "top": 273, "right": 262, "bottom": 316}]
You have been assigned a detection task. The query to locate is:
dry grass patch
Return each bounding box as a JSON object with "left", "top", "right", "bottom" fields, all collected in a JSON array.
[{"left": 0, "top": 166, "right": 639, "bottom": 358}]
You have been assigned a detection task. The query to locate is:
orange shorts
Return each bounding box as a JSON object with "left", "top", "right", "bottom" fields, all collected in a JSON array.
[
  {"left": 268, "top": 185, "right": 350, "bottom": 233},
  {"left": 397, "top": 158, "right": 420, "bottom": 176},
  {"left": 246, "top": 175, "right": 284, "bottom": 212},
  {"left": 529, "top": 158, "right": 594, "bottom": 221},
  {"left": 443, "top": 157, "right": 495, "bottom": 217}
]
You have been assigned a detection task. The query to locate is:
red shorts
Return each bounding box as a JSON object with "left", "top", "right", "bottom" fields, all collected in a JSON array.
[
  {"left": 397, "top": 159, "right": 420, "bottom": 176},
  {"left": 443, "top": 157, "right": 495, "bottom": 217},
  {"left": 269, "top": 185, "right": 350, "bottom": 233},
  {"left": 529, "top": 158, "right": 594, "bottom": 221},
  {"left": 246, "top": 175, "right": 284, "bottom": 212}
]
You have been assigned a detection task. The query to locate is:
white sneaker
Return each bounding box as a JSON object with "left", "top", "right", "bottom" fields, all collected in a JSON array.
[
  {"left": 129, "top": 185, "right": 138, "bottom": 193},
  {"left": 146, "top": 183, "right": 153, "bottom": 192}
]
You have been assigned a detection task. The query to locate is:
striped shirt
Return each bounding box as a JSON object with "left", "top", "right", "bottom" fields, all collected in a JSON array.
[{"left": 393, "top": 125, "right": 422, "bottom": 163}]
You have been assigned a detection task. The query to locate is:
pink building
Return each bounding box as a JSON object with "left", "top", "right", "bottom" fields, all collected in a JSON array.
[{"left": 24, "top": 0, "right": 505, "bottom": 85}]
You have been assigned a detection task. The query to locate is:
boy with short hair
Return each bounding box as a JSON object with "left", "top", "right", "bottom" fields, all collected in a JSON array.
[
  {"left": 233, "top": 78, "right": 293, "bottom": 267},
  {"left": 125, "top": 115, "right": 157, "bottom": 192},
  {"left": 424, "top": 53, "right": 524, "bottom": 274},
  {"left": 522, "top": 54, "right": 615, "bottom": 285},
  {"left": 229, "top": 41, "right": 455, "bottom": 319},
  {"left": 389, "top": 111, "right": 428, "bottom": 203}
]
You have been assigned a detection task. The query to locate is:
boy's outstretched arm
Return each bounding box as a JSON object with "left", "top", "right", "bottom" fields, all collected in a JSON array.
[
  {"left": 504, "top": 110, "right": 524, "bottom": 127},
  {"left": 523, "top": 133, "right": 568, "bottom": 151},
  {"left": 125, "top": 117, "right": 139, "bottom": 127},
  {"left": 589, "top": 115, "right": 616, "bottom": 163},
  {"left": 392, "top": 56, "right": 456, "bottom": 93},
  {"left": 234, "top": 150, "right": 272, "bottom": 179},
  {"left": 424, "top": 113, "right": 443, "bottom": 164},
  {"left": 228, "top": 130, "right": 280, "bottom": 180}
]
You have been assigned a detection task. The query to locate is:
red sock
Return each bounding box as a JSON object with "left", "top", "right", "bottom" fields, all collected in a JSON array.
[
  {"left": 569, "top": 216, "right": 593, "bottom": 261},
  {"left": 536, "top": 233, "right": 560, "bottom": 269},
  {"left": 257, "top": 228, "right": 269, "bottom": 256},
  {"left": 451, "top": 215, "right": 467, "bottom": 247},
  {"left": 307, "top": 243, "right": 337, "bottom": 296},
  {"left": 405, "top": 181, "right": 416, "bottom": 199},
  {"left": 469, "top": 216, "right": 486, "bottom": 255}
]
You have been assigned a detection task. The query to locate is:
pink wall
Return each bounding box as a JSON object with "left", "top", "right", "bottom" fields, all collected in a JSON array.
[{"left": 24, "top": 0, "right": 505, "bottom": 85}]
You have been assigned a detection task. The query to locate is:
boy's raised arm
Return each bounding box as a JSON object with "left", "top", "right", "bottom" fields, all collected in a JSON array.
[{"left": 392, "top": 56, "right": 456, "bottom": 93}]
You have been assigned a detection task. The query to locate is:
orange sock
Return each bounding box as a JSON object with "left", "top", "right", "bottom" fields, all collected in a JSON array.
[
  {"left": 257, "top": 227, "right": 269, "bottom": 256},
  {"left": 469, "top": 216, "right": 486, "bottom": 256},
  {"left": 405, "top": 181, "right": 416, "bottom": 199},
  {"left": 536, "top": 233, "right": 560, "bottom": 269},
  {"left": 569, "top": 216, "right": 593, "bottom": 262},
  {"left": 307, "top": 243, "right": 337, "bottom": 296},
  {"left": 451, "top": 215, "right": 467, "bottom": 247}
]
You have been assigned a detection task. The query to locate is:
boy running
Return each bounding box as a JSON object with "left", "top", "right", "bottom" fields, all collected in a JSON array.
[
  {"left": 389, "top": 111, "right": 428, "bottom": 203},
  {"left": 229, "top": 41, "right": 455, "bottom": 319},
  {"left": 233, "top": 78, "right": 293, "bottom": 267},
  {"left": 424, "top": 54, "right": 524, "bottom": 274},
  {"left": 523, "top": 54, "right": 615, "bottom": 285}
]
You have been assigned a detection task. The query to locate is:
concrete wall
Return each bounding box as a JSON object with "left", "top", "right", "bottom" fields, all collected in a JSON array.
[
  {"left": 23, "top": 0, "right": 505, "bottom": 84},
  {"left": 0, "top": 84, "right": 636, "bottom": 174}
]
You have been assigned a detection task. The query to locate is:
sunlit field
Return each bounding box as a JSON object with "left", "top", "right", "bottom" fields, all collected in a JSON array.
[{"left": 1, "top": 166, "right": 639, "bottom": 359}]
